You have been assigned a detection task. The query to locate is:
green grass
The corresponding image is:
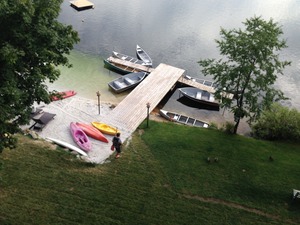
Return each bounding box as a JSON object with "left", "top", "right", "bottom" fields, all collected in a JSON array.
[{"left": 0, "top": 121, "right": 300, "bottom": 225}]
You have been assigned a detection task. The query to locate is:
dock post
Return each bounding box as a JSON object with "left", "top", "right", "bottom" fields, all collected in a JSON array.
[
  {"left": 96, "top": 91, "right": 101, "bottom": 114},
  {"left": 146, "top": 102, "right": 150, "bottom": 128}
]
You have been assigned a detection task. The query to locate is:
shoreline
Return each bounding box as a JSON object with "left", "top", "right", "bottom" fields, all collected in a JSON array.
[{"left": 25, "top": 94, "right": 251, "bottom": 164}]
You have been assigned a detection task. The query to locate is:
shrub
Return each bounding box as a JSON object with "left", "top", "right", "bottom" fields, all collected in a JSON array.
[
  {"left": 220, "top": 121, "right": 235, "bottom": 134},
  {"left": 208, "top": 122, "right": 218, "bottom": 130},
  {"left": 251, "top": 103, "right": 300, "bottom": 141}
]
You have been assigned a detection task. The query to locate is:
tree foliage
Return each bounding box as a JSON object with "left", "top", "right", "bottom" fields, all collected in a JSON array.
[
  {"left": 199, "top": 16, "right": 291, "bottom": 134},
  {"left": 251, "top": 103, "right": 300, "bottom": 141},
  {"left": 0, "top": 0, "right": 79, "bottom": 152}
]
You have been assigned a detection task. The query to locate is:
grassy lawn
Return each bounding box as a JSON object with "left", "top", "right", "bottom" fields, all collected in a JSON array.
[{"left": 0, "top": 121, "right": 300, "bottom": 224}]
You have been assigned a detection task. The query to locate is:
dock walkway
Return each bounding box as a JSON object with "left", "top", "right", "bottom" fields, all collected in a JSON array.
[
  {"left": 70, "top": 0, "right": 94, "bottom": 10},
  {"left": 102, "top": 64, "right": 185, "bottom": 133},
  {"left": 178, "top": 75, "right": 215, "bottom": 93},
  {"left": 107, "top": 57, "right": 154, "bottom": 74},
  {"left": 178, "top": 75, "right": 234, "bottom": 99}
]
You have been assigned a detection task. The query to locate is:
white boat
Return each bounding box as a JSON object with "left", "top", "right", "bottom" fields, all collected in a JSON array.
[
  {"left": 178, "top": 87, "right": 219, "bottom": 107},
  {"left": 46, "top": 137, "right": 88, "bottom": 156},
  {"left": 159, "top": 109, "right": 209, "bottom": 128},
  {"left": 136, "top": 45, "right": 152, "bottom": 66},
  {"left": 108, "top": 72, "right": 148, "bottom": 93}
]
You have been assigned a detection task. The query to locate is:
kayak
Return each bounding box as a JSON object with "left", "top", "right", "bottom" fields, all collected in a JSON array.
[
  {"left": 51, "top": 90, "right": 77, "bottom": 101},
  {"left": 76, "top": 122, "right": 109, "bottom": 143},
  {"left": 91, "top": 122, "right": 119, "bottom": 136},
  {"left": 46, "top": 137, "right": 88, "bottom": 157},
  {"left": 70, "top": 122, "right": 92, "bottom": 152}
]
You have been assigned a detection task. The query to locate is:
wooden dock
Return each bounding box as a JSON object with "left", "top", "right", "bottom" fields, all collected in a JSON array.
[
  {"left": 102, "top": 64, "right": 185, "bottom": 132},
  {"left": 107, "top": 57, "right": 155, "bottom": 74},
  {"left": 178, "top": 75, "right": 215, "bottom": 93},
  {"left": 108, "top": 56, "right": 231, "bottom": 98},
  {"left": 178, "top": 75, "right": 234, "bottom": 99},
  {"left": 70, "top": 0, "right": 94, "bottom": 10}
]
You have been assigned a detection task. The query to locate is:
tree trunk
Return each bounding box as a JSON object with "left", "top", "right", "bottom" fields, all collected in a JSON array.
[{"left": 233, "top": 118, "right": 240, "bottom": 134}]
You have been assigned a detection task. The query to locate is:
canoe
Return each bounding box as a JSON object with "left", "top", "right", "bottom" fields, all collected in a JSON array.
[
  {"left": 76, "top": 122, "right": 109, "bottom": 143},
  {"left": 108, "top": 71, "right": 148, "bottom": 93},
  {"left": 159, "top": 109, "right": 209, "bottom": 128},
  {"left": 51, "top": 90, "right": 77, "bottom": 101},
  {"left": 112, "top": 51, "right": 150, "bottom": 66},
  {"left": 91, "top": 122, "right": 119, "bottom": 136},
  {"left": 70, "top": 122, "right": 92, "bottom": 152},
  {"left": 104, "top": 58, "right": 142, "bottom": 74},
  {"left": 136, "top": 45, "right": 152, "bottom": 66},
  {"left": 178, "top": 87, "right": 219, "bottom": 107},
  {"left": 46, "top": 137, "right": 88, "bottom": 157}
]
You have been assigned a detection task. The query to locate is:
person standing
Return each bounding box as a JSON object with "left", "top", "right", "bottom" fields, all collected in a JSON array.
[{"left": 112, "top": 132, "right": 122, "bottom": 158}]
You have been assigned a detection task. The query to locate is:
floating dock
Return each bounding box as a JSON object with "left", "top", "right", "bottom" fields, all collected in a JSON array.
[{"left": 70, "top": 0, "right": 94, "bottom": 11}]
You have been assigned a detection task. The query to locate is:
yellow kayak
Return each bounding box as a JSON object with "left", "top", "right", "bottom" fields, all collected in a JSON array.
[{"left": 91, "top": 122, "right": 119, "bottom": 136}]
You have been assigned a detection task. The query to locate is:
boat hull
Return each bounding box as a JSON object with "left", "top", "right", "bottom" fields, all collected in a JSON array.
[
  {"left": 46, "top": 137, "right": 88, "bottom": 156},
  {"left": 76, "top": 122, "right": 109, "bottom": 143},
  {"left": 179, "top": 87, "right": 219, "bottom": 107},
  {"left": 51, "top": 90, "right": 76, "bottom": 101},
  {"left": 108, "top": 72, "right": 147, "bottom": 93},
  {"left": 159, "top": 109, "right": 209, "bottom": 128},
  {"left": 104, "top": 59, "right": 142, "bottom": 74},
  {"left": 136, "top": 45, "right": 152, "bottom": 66},
  {"left": 70, "top": 122, "right": 92, "bottom": 151},
  {"left": 92, "top": 122, "right": 119, "bottom": 136},
  {"left": 112, "top": 51, "right": 149, "bottom": 66}
]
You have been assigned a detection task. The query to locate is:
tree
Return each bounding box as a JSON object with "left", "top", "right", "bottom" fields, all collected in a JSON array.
[
  {"left": 199, "top": 16, "right": 291, "bottom": 134},
  {"left": 0, "top": 0, "right": 79, "bottom": 152}
]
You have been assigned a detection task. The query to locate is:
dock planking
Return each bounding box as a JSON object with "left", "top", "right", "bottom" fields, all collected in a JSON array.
[
  {"left": 70, "top": 0, "right": 94, "bottom": 10},
  {"left": 178, "top": 76, "right": 234, "bottom": 99},
  {"left": 107, "top": 57, "right": 154, "bottom": 74},
  {"left": 102, "top": 64, "right": 185, "bottom": 132}
]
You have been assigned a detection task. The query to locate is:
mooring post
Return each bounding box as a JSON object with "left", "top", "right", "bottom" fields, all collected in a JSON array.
[
  {"left": 146, "top": 102, "right": 150, "bottom": 128},
  {"left": 96, "top": 91, "right": 101, "bottom": 114}
]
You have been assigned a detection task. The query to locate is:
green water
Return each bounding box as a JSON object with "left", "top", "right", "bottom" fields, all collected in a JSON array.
[{"left": 48, "top": 50, "right": 128, "bottom": 103}]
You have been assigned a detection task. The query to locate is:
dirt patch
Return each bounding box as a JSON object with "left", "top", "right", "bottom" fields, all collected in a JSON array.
[{"left": 182, "top": 194, "right": 296, "bottom": 224}]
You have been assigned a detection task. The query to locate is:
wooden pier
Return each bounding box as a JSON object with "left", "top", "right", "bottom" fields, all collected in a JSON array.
[
  {"left": 107, "top": 57, "right": 155, "bottom": 74},
  {"left": 102, "top": 64, "right": 185, "bottom": 132},
  {"left": 107, "top": 56, "right": 231, "bottom": 97},
  {"left": 70, "top": 0, "right": 94, "bottom": 10},
  {"left": 101, "top": 56, "right": 233, "bottom": 135},
  {"left": 178, "top": 75, "right": 234, "bottom": 99},
  {"left": 178, "top": 75, "right": 215, "bottom": 93}
]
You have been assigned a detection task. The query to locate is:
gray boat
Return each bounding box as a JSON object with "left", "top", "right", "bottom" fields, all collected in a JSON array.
[
  {"left": 108, "top": 72, "right": 148, "bottom": 93},
  {"left": 136, "top": 45, "right": 152, "bottom": 66},
  {"left": 178, "top": 87, "right": 219, "bottom": 107},
  {"left": 159, "top": 109, "right": 209, "bottom": 128}
]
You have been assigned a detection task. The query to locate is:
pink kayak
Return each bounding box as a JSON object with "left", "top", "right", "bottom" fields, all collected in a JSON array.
[{"left": 70, "top": 122, "right": 92, "bottom": 152}]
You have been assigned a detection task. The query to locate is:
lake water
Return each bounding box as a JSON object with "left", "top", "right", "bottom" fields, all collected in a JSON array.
[{"left": 52, "top": 0, "right": 300, "bottom": 110}]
